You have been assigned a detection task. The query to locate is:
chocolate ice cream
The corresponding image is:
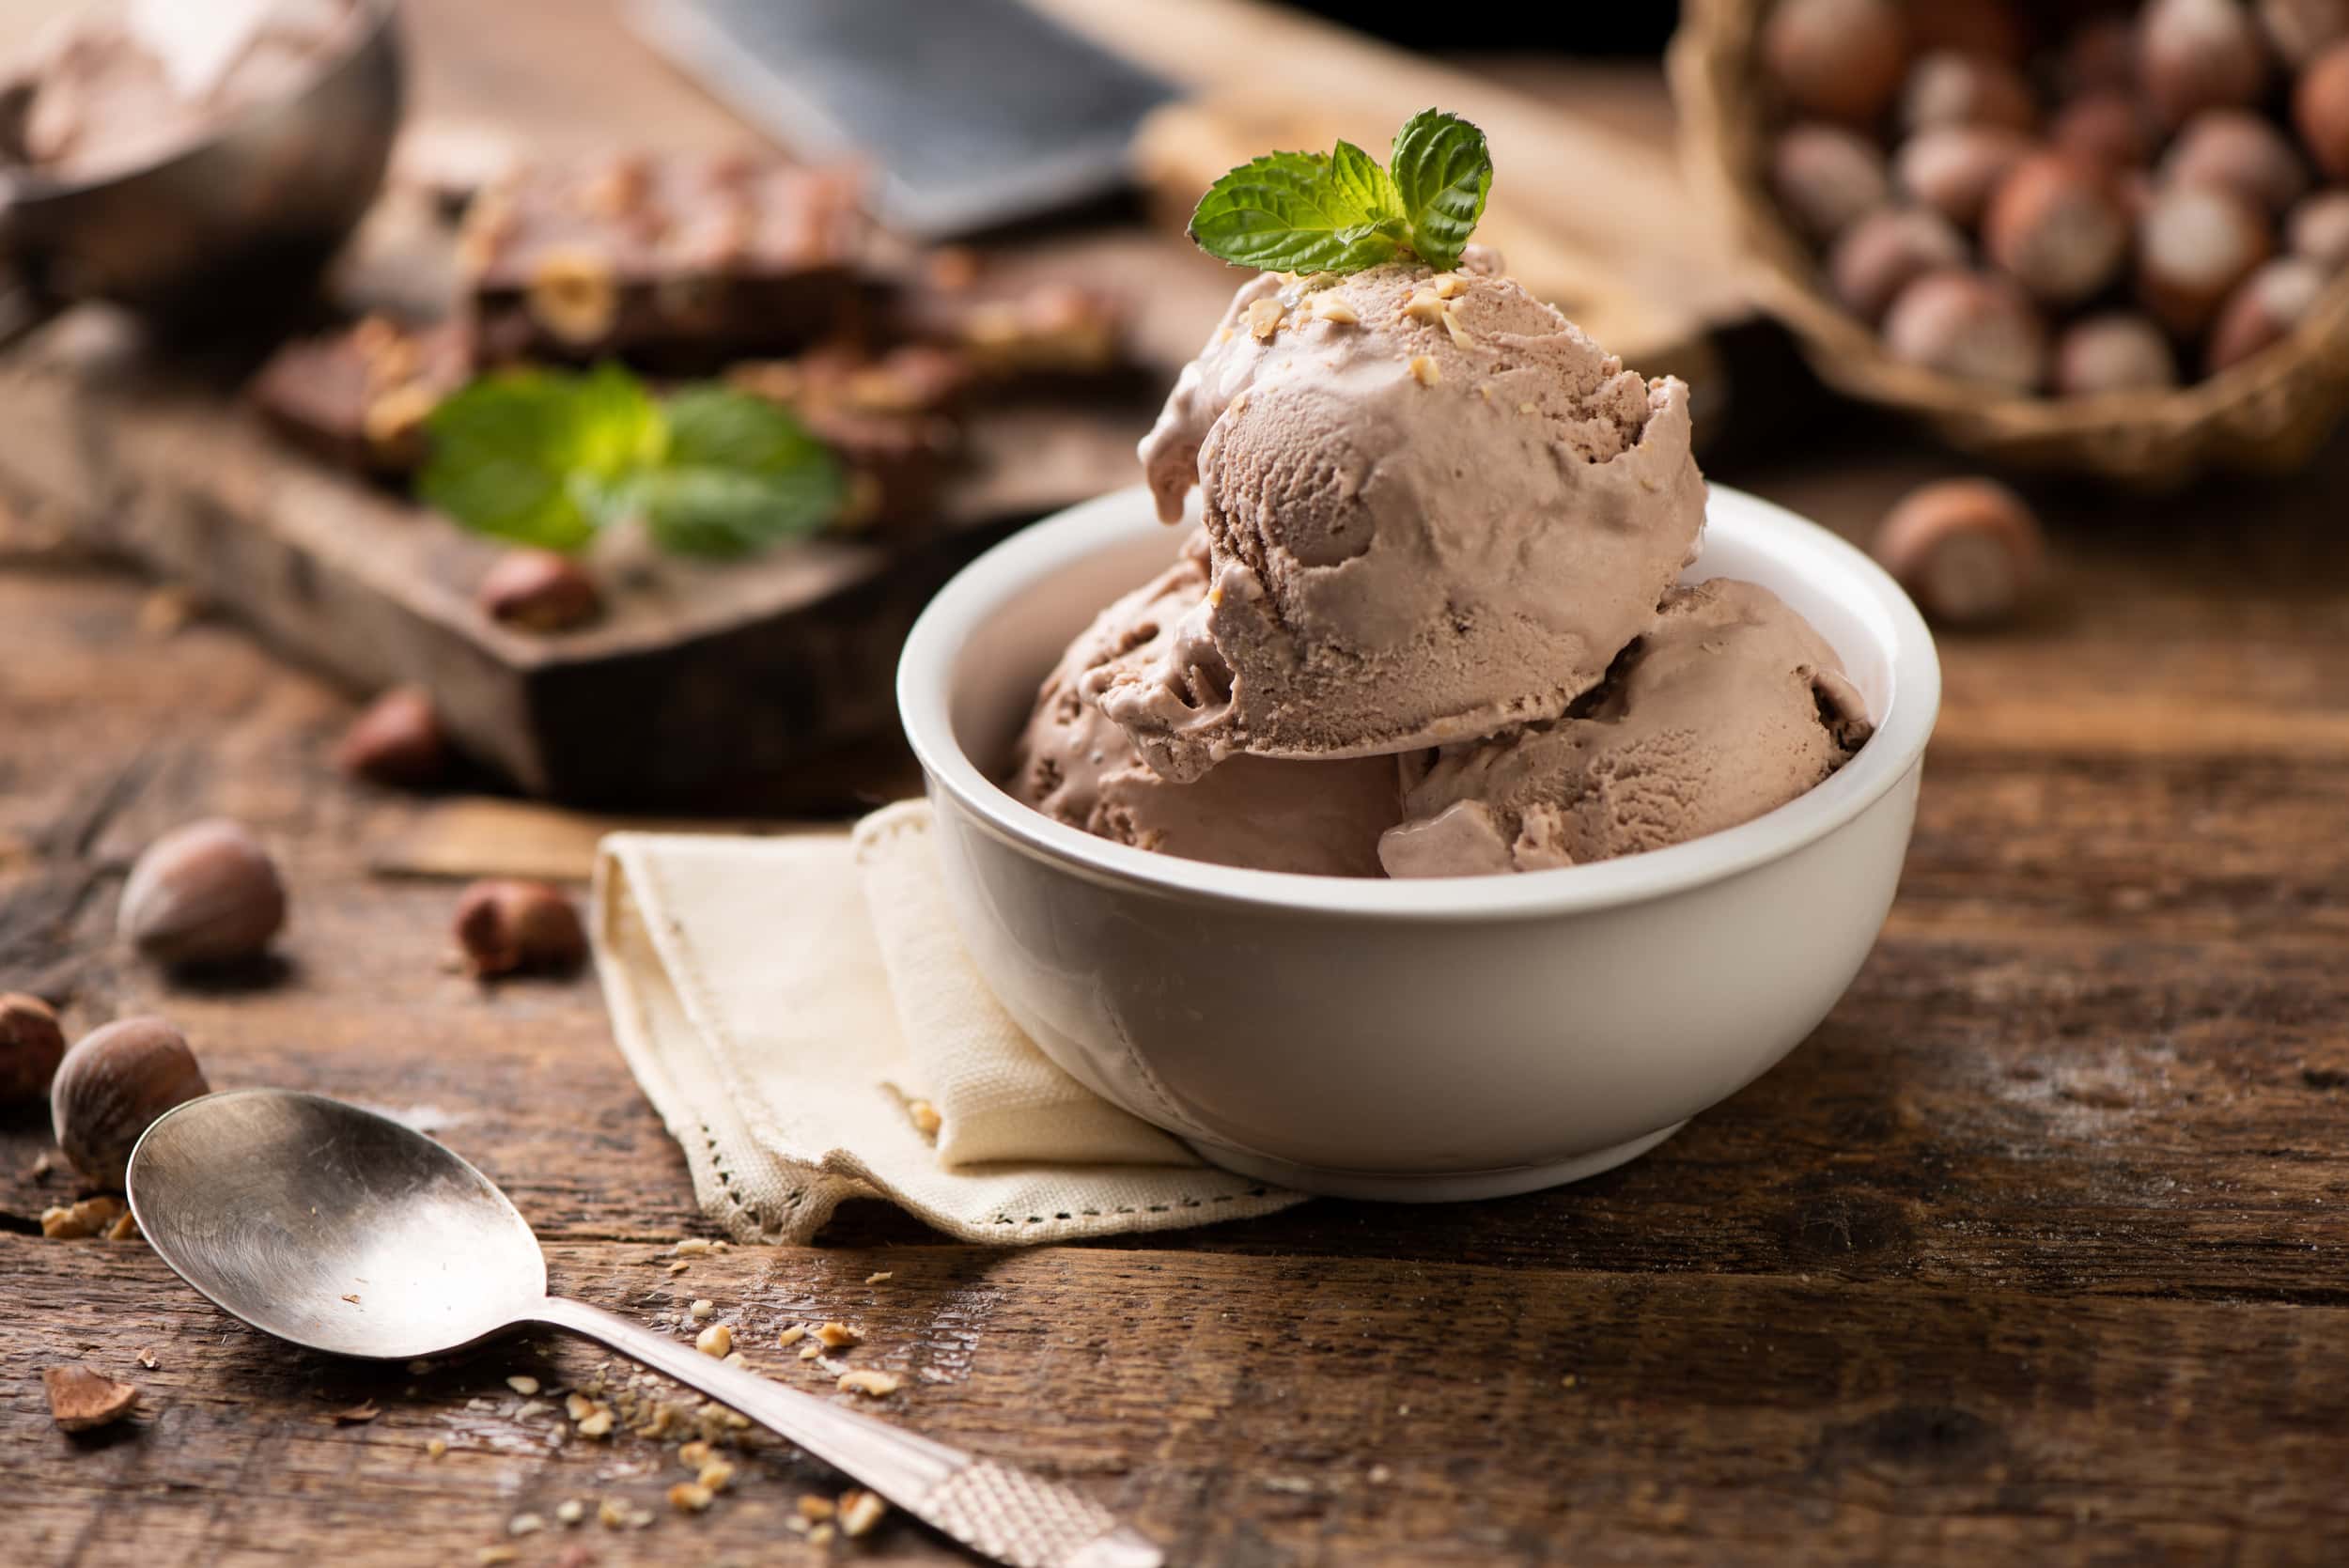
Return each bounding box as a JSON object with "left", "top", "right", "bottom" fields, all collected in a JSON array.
[
  {"left": 1378, "top": 580, "right": 1874, "bottom": 877},
  {"left": 1011, "top": 534, "right": 1401, "bottom": 877},
  {"left": 1084, "top": 249, "right": 1706, "bottom": 784}
]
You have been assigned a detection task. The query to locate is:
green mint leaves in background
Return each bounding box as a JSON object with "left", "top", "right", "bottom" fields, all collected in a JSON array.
[
  {"left": 420, "top": 365, "right": 845, "bottom": 559},
  {"left": 1187, "top": 109, "right": 1492, "bottom": 274}
]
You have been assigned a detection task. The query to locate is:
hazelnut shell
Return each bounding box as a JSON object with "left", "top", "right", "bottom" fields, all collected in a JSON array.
[
  {"left": 2205, "top": 256, "right": 2331, "bottom": 371},
  {"left": 2137, "top": 184, "right": 2275, "bottom": 334},
  {"left": 2260, "top": 0, "right": 2349, "bottom": 69},
  {"left": 2293, "top": 41, "right": 2349, "bottom": 180},
  {"left": 1881, "top": 270, "right": 2049, "bottom": 393},
  {"left": 335, "top": 686, "right": 451, "bottom": 788},
  {"left": 1770, "top": 124, "right": 1891, "bottom": 241},
  {"left": 1873, "top": 478, "right": 2046, "bottom": 625},
  {"left": 1983, "top": 154, "right": 2131, "bottom": 303},
  {"left": 2052, "top": 314, "right": 2182, "bottom": 397},
  {"left": 1828, "top": 208, "right": 1968, "bottom": 322},
  {"left": 51, "top": 1017, "right": 210, "bottom": 1190},
  {"left": 454, "top": 879, "right": 586, "bottom": 978},
  {"left": 478, "top": 549, "right": 602, "bottom": 632},
  {"left": 2287, "top": 188, "right": 2349, "bottom": 269},
  {"left": 118, "top": 818, "right": 287, "bottom": 967},
  {"left": 2049, "top": 95, "right": 2155, "bottom": 172},
  {"left": 2160, "top": 110, "right": 2310, "bottom": 216},
  {"left": 2140, "top": 0, "right": 2273, "bottom": 128},
  {"left": 0, "top": 992, "right": 67, "bottom": 1103},
  {"left": 1760, "top": 0, "right": 1910, "bottom": 124}
]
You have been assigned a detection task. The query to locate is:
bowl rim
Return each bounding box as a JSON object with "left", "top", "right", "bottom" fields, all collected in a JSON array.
[{"left": 898, "top": 482, "right": 1940, "bottom": 923}]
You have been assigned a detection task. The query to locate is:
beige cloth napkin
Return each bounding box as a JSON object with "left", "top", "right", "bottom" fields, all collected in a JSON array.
[{"left": 590, "top": 800, "right": 1302, "bottom": 1245}]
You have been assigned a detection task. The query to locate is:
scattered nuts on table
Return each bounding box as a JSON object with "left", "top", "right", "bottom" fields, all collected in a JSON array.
[
  {"left": 44, "top": 1365, "right": 139, "bottom": 1432},
  {"left": 40, "top": 1194, "right": 128, "bottom": 1238},
  {"left": 797, "top": 1495, "right": 835, "bottom": 1522},
  {"left": 554, "top": 1498, "right": 584, "bottom": 1525},
  {"left": 694, "top": 1323, "right": 732, "bottom": 1358},
  {"left": 776, "top": 1325, "right": 806, "bottom": 1347},
  {"left": 1873, "top": 478, "right": 2048, "bottom": 626},
  {"left": 334, "top": 686, "right": 451, "bottom": 788},
  {"left": 835, "top": 1369, "right": 901, "bottom": 1397},
  {"left": 476, "top": 549, "right": 602, "bottom": 632},
  {"left": 815, "top": 1321, "right": 861, "bottom": 1348},
  {"left": 838, "top": 1489, "right": 887, "bottom": 1537},
  {"left": 0, "top": 991, "right": 66, "bottom": 1102},
  {"left": 452, "top": 878, "right": 586, "bottom": 977},
  {"left": 51, "top": 1017, "right": 210, "bottom": 1189},
  {"left": 666, "top": 1482, "right": 714, "bottom": 1514},
  {"left": 506, "top": 1374, "right": 540, "bottom": 1395},
  {"left": 118, "top": 818, "right": 288, "bottom": 967}
]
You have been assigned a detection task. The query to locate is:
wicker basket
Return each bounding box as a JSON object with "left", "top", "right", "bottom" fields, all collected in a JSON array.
[{"left": 1668, "top": 0, "right": 2349, "bottom": 485}]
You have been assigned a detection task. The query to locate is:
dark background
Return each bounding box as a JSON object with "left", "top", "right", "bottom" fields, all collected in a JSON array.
[{"left": 1292, "top": 3, "right": 1680, "bottom": 54}]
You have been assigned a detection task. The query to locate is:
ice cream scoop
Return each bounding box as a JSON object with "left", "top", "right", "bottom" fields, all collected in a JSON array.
[
  {"left": 1085, "top": 249, "right": 1706, "bottom": 784},
  {"left": 1011, "top": 532, "right": 1400, "bottom": 877},
  {"left": 1379, "top": 579, "right": 1872, "bottom": 877}
]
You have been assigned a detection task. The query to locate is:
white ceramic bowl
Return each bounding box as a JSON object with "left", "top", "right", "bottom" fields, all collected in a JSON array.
[{"left": 898, "top": 484, "right": 1939, "bottom": 1201}]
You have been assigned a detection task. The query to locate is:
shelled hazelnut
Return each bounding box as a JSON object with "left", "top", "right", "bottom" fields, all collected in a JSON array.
[
  {"left": 1760, "top": 0, "right": 1909, "bottom": 124},
  {"left": 2206, "top": 256, "right": 2330, "bottom": 369},
  {"left": 118, "top": 818, "right": 287, "bottom": 967},
  {"left": 1901, "top": 51, "right": 2037, "bottom": 133},
  {"left": 2050, "top": 95, "right": 2155, "bottom": 171},
  {"left": 2054, "top": 314, "right": 2182, "bottom": 396},
  {"left": 2287, "top": 188, "right": 2349, "bottom": 267},
  {"left": 2159, "top": 110, "right": 2310, "bottom": 215},
  {"left": 1829, "top": 208, "right": 1967, "bottom": 321},
  {"left": 1770, "top": 125, "right": 1890, "bottom": 241},
  {"left": 2293, "top": 41, "right": 2349, "bottom": 179},
  {"left": 2140, "top": 0, "right": 2272, "bottom": 128},
  {"left": 1882, "top": 270, "right": 2048, "bottom": 391},
  {"left": 335, "top": 686, "right": 451, "bottom": 788},
  {"left": 1983, "top": 153, "right": 2131, "bottom": 303},
  {"left": 1872, "top": 478, "right": 2046, "bottom": 625},
  {"left": 51, "top": 1017, "right": 210, "bottom": 1190},
  {"left": 1895, "top": 125, "right": 2030, "bottom": 227},
  {"left": 2139, "top": 183, "right": 2274, "bottom": 332},
  {"left": 2260, "top": 0, "right": 2349, "bottom": 68},
  {"left": 1, "top": 993, "right": 67, "bottom": 1103},
  {"left": 477, "top": 549, "right": 601, "bottom": 632},
  {"left": 1908, "top": 0, "right": 2029, "bottom": 64}
]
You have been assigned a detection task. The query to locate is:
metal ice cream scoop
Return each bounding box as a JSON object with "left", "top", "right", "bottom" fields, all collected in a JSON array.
[
  {"left": 0, "top": 0, "right": 402, "bottom": 350},
  {"left": 127, "top": 1088, "right": 1161, "bottom": 1568}
]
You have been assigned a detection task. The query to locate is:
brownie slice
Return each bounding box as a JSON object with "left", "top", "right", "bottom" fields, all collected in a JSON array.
[{"left": 251, "top": 318, "right": 474, "bottom": 475}]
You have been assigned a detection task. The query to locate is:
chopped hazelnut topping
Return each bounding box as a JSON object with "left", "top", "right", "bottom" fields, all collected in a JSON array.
[
  {"left": 1441, "top": 307, "right": 1475, "bottom": 349},
  {"left": 836, "top": 1369, "right": 902, "bottom": 1397},
  {"left": 506, "top": 1375, "right": 540, "bottom": 1396},
  {"left": 839, "top": 1489, "right": 888, "bottom": 1538},
  {"left": 362, "top": 381, "right": 440, "bottom": 452},
  {"left": 136, "top": 1350, "right": 158, "bottom": 1370},
  {"left": 1517, "top": 401, "right": 1538, "bottom": 413},
  {"left": 523, "top": 247, "right": 620, "bottom": 346},
  {"left": 1246, "top": 297, "right": 1285, "bottom": 339},
  {"left": 667, "top": 1482, "right": 714, "bottom": 1514},
  {"left": 1403, "top": 287, "right": 1448, "bottom": 324},
  {"left": 695, "top": 1324, "right": 733, "bottom": 1358},
  {"left": 44, "top": 1366, "right": 138, "bottom": 1431},
  {"left": 1314, "top": 295, "right": 1361, "bottom": 324},
  {"left": 722, "top": 1351, "right": 746, "bottom": 1368},
  {"left": 908, "top": 1099, "right": 941, "bottom": 1135},
  {"left": 815, "top": 1322, "right": 862, "bottom": 1348},
  {"left": 777, "top": 1325, "right": 807, "bottom": 1347},
  {"left": 1408, "top": 355, "right": 1440, "bottom": 386},
  {"left": 1433, "top": 273, "right": 1468, "bottom": 299}
]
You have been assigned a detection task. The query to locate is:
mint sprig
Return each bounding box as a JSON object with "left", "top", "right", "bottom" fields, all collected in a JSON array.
[
  {"left": 419, "top": 365, "right": 846, "bottom": 559},
  {"left": 1187, "top": 110, "right": 1492, "bottom": 274}
]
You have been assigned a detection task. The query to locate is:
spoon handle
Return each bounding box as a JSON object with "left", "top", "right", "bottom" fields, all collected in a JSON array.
[{"left": 531, "top": 1295, "right": 1162, "bottom": 1568}]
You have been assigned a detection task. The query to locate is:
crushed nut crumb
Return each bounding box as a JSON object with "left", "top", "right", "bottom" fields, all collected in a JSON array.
[
  {"left": 576, "top": 1409, "right": 614, "bottom": 1438},
  {"left": 839, "top": 1490, "right": 888, "bottom": 1538},
  {"left": 1433, "top": 273, "right": 1468, "bottom": 299},
  {"left": 428, "top": 1437, "right": 449, "bottom": 1460},
  {"left": 1403, "top": 287, "right": 1447, "bottom": 324},
  {"left": 597, "top": 1498, "right": 630, "bottom": 1529},
  {"left": 506, "top": 1375, "right": 540, "bottom": 1396},
  {"left": 476, "top": 1547, "right": 518, "bottom": 1566},
  {"left": 136, "top": 1350, "right": 159, "bottom": 1371},
  {"left": 722, "top": 1351, "right": 746, "bottom": 1368},
  {"left": 1314, "top": 295, "right": 1361, "bottom": 324},
  {"left": 1368, "top": 1463, "right": 1392, "bottom": 1484},
  {"left": 798, "top": 1343, "right": 823, "bottom": 1361},
  {"left": 508, "top": 1513, "right": 545, "bottom": 1537},
  {"left": 1517, "top": 401, "right": 1538, "bottom": 414},
  {"left": 1246, "top": 297, "right": 1285, "bottom": 339},
  {"left": 695, "top": 1324, "right": 733, "bottom": 1358},
  {"left": 1408, "top": 355, "right": 1440, "bottom": 386},
  {"left": 697, "top": 1460, "right": 735, "bottom": 1493},
  {"left": 40, "top": 1196, "right": 127, "bottom": 1239},
  {"left": 666, "top": 1261, "right": 691, "bottom": 1275},
  {"left": 865, "top": 1271, "right": 894, "bottom": 1285},
  {"left": 1442, "top": 305, "right": 1474, "bottom": 349},
  {"left": 677, "top": 1440, "right": 713, "bottom": 1468},
  {"left": 809, "top": 1523, "right": 835, "bottom": 1545},
  {"left": 836, "top": 1369, "right": 902, "bottom": 1398},
  {"left": 776, "top": 1326, "right": 806, "bottom": 1348},
  {"left": 104, "top": 1210, "right": 140, "bottom": 1243},
  {"left": 674, "top": 1238, "right": 713, "bottom": 1256},
  {"left": 555, "top": 1498, "right": 585, "bottom": 1526},
  {"left": 908, "top": 1099, "right": 941, "bottom": 1135},
  {"left": 687, "top": 1298, "right": 714, "bottom": 1321},
  {"left": 565, "top": 1392, "right": 596, "bottom": 1421},
  {"left": 798, "top": 1496, "right": 836, "bottom": 1522},
  {"left": 667, "top": 1482, "right": 713, "bottom": 1514},
  {"left": 815, "top": 1322, "right": 862, "bottom": 1348}
]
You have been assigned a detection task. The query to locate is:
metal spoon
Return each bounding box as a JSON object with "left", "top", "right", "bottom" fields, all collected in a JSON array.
[
  {"left": 128, "top": 1088, "right": 1162, "bottom": 1568},
  {"left": 0, "top": 0, "right": 403, "bottom": 350}
]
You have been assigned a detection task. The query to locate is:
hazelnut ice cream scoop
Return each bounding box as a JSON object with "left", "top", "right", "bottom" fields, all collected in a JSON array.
[
  {"left": 1011, "top": 534, "right": 1401, "bottom": 877},
  {"left": 1379, "top": 580, "right": 1873, "bottom": 877},
  {"left": 1087, "top": 250, "right": 1707, "bottom": 784}
]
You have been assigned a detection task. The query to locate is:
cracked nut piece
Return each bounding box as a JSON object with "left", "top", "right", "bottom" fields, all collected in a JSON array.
[
  {"left": 524, "top": 246, "right": 620, "bottom": 346},
  {"left": 0, "top": 992, "right": 66, "bottom": 1103},
  {"left": 1874, "top": 479, "right": 2046, "bottom": 625},
  {"left": 2138, "top": 183, "right": 2273, "bottom": 334},
  {"left": 2206, "top": 256, "right": 2330, "bottom": 372},
  {"left": 119, "top": 818, "right": 287, "bottom": 966},
  {"left": 45, "top": 1366, "right": 139, "bottom": 1432},
  {"left": 1760, "top": 0, "right": 1909, "bottom": 125},
  {"left": 1883, "top": 270, "right": 2048, "bottom": 392},
  {"left": 2053, "top": 314, "right": 2181, "bottom": 396},
  {"left": 334, "top": 686, "right": 451, "bottom": 788},
  {"left": 1828, "top": 207, "right": 1967, "bottom": 322},
  {"left": 52, "top": 1017, "right": 210, "bottom": 1190},
  {"left": 1983, "top": 154, "right": 2130, "bottom": 303},
  {"left": 2161, "top": 110, "right": 2310, "bottom": 216},
  {"left": 453, "top": 879, "right": 586, "bottom": 978},
  {"left": 477, "top": 549, "right": 601, "bottom": 632},
  {"left": 2295, "top": 41, "right": 2349, "bottom": 179},
  {"left": 2141, "top": 0, "right": 2273, "bottom": 128},
  {"left": 1770, "top": 123, "right": 1890, "bottom": 241}
]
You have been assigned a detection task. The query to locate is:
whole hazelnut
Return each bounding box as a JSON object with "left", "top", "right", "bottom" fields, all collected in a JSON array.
[
  {"left": 2060, "top": 17, "right": 2140, "bottom": 97},
  {"left": 118, "top": 818, "right": 288, "bottom": 967},
  {"left": 2205, "top": 256, "right": 2332, "bottom": 370},
  {"left": 2260, "top": 0, "right": 2349, "bottom": 67},
  {"left": 335, "top": 686, "right": 450, "bottom": 788},
  {"left": 1828, "top": 207, "right": 1968, "bottom": 322},
  {"left": 2287, "top": 188, "right": 2349, "bottom": 268},
  {"left": 1983, "top": 153, "right": 2131, "bottom": 303},
  {"left": 1907, "top": 0, "right": 2029, "bottom": 64},
  {"left": 1873, "top": 478, "right": 2046, "bottom": 625},
  {"left": 2293, "top": 40, "right": 2349, "bottom": 179},
  {"left": 1882, "top": 269, "right": 2049, "bottom": 392},
  {"left": 2052, "top": 314, "right": 2183, "bottom": 396},
  {"left": 2140, "top": 0, "right": 2272, "bottom": 127},
  {"left": 1760, "top": 0, "right": 1910, "bottom": 125},
  {"left": 2138, "top": 183, "right": 2274, "bottom": 332},
  {"left": 2160, "top": 109, "right": 2310, "bottom": 215},
  {"left": 453, "top": 879, "right": 586, "bottom": 978},
  {"left": 1, "top": 993, "right": 67, "bottom": 1103},
  {"left": 1895, "top": 124, "right": 2031, "bottom": 227},
  {"left": 51, "top": 1017, "right": 210, "bottom": 1190},
  {"left": 1900, "top": 50, "right": 2037, "bottom": 134},
  {"left": 477, "top": 549, "right": 601, "bottom": 632},
  {"left": 1770, "top": 124, "right": 1891, "bottom": 241},
  {"left": 2050, "top": 94, "right": 2155, "bottom": 171}
]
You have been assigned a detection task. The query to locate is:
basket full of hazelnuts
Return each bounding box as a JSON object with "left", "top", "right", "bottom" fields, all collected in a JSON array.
[{"left": 1671, "top": 0, "right": 2349, "bottom": 483}]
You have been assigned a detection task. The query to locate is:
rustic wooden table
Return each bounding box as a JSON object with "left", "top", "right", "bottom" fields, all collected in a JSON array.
[{"left": 8, "top": 6, "right": 2349, "bottom": 1566}]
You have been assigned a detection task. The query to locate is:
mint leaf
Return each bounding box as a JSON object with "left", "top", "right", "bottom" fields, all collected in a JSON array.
[
  {"left": 633, "top": 389, "right": 845, "bottom": 557},
  {"left": 420, "top": 365, "right": 664, "bottom": 552},
  {"left": 1187, "top": 148, "right": 1407, "bottom": 273},
  {"left": 1388, "top": 109, "right": 1492, "bottom": 272}
]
